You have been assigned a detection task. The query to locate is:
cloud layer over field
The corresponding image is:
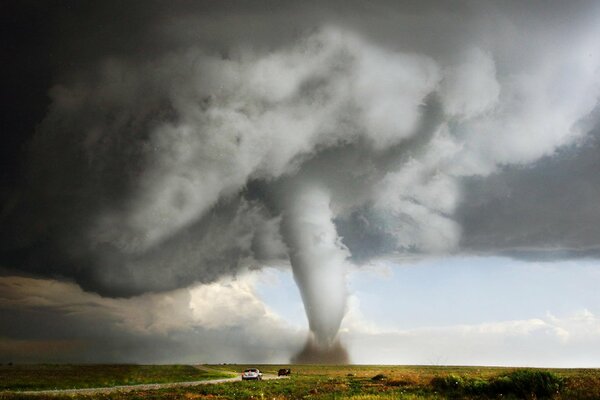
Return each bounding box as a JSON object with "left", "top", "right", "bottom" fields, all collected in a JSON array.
[
  {"left": 4, "top": 0, "right": 600, "bottom": 291},
  {"left": 0, "top": 272, "right": 303, "bottom": 363},
  {"left": 1, "top": 0, "right": 600, "bottom": 363}
]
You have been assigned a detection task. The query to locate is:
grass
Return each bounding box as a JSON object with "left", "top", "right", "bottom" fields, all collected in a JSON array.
[
  {"left": 1, "top": 364, "right": 599, "bottom": 399},
  {"left": 0, "top": 364, "right": 232, "bottom": 391}
]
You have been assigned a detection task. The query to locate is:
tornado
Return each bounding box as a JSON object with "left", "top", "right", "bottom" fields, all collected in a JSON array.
[
  {"left": 5, "top": 1, "right": 600, "bottom": 367},
  {"left": 280, "top": 185, "right": 350, "bottom": 363}
]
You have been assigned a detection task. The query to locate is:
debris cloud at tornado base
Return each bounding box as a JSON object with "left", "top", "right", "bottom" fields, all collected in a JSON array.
[{"left": 2, "top": 1, "right": 600, "bottom": 362}]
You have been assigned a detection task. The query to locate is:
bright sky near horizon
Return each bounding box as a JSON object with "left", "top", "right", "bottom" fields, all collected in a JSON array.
[{"left": 255, "top": 258, "right": 600, "bottom": 367}]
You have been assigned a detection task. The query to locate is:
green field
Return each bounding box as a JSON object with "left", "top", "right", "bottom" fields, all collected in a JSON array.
[
  {"left": 1, "top": 364, "right": 599, "bottom": 399},
  {"left": 0, "top": 364, "right": 232, "bottom": 391}
]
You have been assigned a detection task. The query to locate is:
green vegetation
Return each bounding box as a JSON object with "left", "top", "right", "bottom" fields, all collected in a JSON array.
[
  {"left": 0, "top": 364, "right": 232, "bottom": 391},
  {"left": 1, "top": 364, "right": 599, "bottom": 399},
  {"left": 431, "top": 369, "right": 564, "bottom": 398}
]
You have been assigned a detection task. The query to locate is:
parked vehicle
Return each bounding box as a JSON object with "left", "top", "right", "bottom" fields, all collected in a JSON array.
[
  {"left": 278, "top": 368, "right": 291, "bottom": 376},
  {"left": 242, "top": 368, "right": 263, "bottom": 380}
]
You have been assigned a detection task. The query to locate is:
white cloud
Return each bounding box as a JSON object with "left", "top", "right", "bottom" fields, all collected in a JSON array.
[
  {"left": 374, "top": 127, "right": 463, "bottom": 253},
  {"left": 340, "top": 296, "right": 600, "bottom": 366},
  {"left": 439, "top": 48, "right": 500, "bottom": 119},
  {"left": 188, "top": 276, "right": 282, "bottom": 330},
  {"left": 449, "top": 33, "right": 600, "bottom": 175},
  {"left": 53, "top": 28, "right": 441, "bottom": 254}
]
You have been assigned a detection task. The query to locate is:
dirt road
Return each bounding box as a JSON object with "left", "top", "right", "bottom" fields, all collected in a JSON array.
[{"left": 5, "top": 374, "right": 285, "bottom": 396}]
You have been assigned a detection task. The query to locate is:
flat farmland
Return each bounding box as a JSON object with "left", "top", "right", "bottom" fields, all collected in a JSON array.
[{"left": 1, "top": 364, "right": 599, "bottom": 399}]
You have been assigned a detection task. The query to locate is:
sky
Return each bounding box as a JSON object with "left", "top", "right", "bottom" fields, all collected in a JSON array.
[
  {"left": 1, "top": 0, "right": 600, "bottom": 366},
  {"left": 256, "top": 258, "right": 600, "bottom": 366}
]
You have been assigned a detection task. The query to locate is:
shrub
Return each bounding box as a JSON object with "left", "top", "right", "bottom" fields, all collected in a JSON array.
[
  {"left": 489, "top": 369, "right": 564, "bottom": 398},
  {"left": 430, "top": 375, "right": 487, "bottom": 395},
  {"left": 431, "top": 369, "right": 564, "bottom": 399},
  {"left": 370, "top": 374, "right": 387, "bottom": 381},
  {"left": 430, "top": 375, "right": 464, "bottom": 391}
]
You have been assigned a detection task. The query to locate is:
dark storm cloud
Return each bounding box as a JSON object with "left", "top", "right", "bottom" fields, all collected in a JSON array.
[
  {"left": 2, "top": 0, "right": 600, "bottom": 301},
  {"left": 458, "top": 125, "right": 600, "bottom": 259}
]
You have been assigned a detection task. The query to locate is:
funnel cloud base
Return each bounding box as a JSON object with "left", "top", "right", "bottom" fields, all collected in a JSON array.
[{"left": 291, "top": 336, "right": 350, "bottom": 364}]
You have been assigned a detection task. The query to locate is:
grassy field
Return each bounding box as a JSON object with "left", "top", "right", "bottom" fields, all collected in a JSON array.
[
  {"left": 0, "top": 364, "right": 232, "bottom": 391},
  {"left": 1, "top": 364, "right": 599, "bottom": 399}
]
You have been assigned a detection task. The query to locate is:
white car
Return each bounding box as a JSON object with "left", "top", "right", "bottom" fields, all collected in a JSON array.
[{"left": 242, "top": 368, "right": 263, "bottom": 380}]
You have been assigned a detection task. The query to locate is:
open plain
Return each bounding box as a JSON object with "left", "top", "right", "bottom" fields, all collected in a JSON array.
[{"left": 1, "top": 364, "right": 599, "bottom": 399}]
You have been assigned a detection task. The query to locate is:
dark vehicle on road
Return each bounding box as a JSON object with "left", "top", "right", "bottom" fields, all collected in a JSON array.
[{"left": 278, "top": 368, "right": 291, "bottom": 376}]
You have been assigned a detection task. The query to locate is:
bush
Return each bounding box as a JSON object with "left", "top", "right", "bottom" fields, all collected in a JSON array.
[
  {"left": 430, "top": 375, "right": 464, "bottom": 391},
  {"left": 370, "top": 374, "right": 387, "bottom": 381},
  {"left": 489, "top": 369, "right": 564, "bottom": 398},
  {"left": 430, "top": 375, "right": 487, "bottom": 395},
  {"left": 431, "top": 369, "right": 564, "bottom": 399}
]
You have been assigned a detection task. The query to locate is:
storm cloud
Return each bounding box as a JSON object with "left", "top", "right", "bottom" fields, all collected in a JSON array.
[{"left": 2, "top": 0, "right": 600, "bottom": 362}]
